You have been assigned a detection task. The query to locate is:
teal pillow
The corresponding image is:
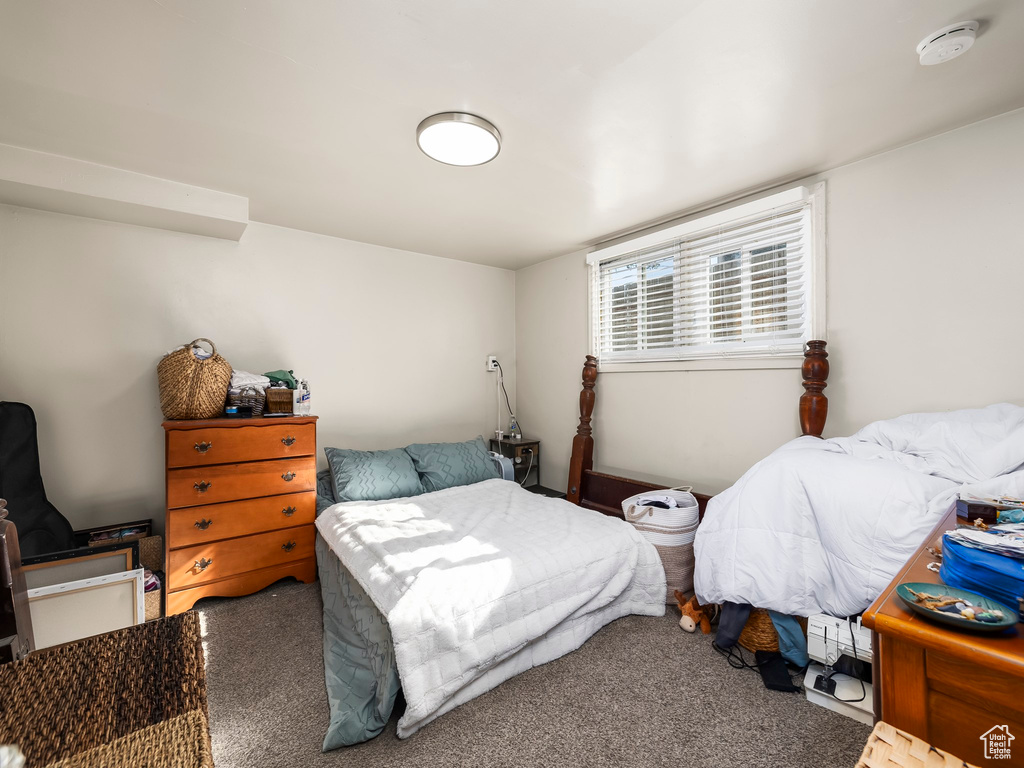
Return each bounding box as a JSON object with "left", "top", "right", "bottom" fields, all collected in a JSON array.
[
  {"left": 324, "top": 447, "right": 423, "bottom": 502},
  {"left": 404, "top": 437, "right": 499, "bottom": 493}
]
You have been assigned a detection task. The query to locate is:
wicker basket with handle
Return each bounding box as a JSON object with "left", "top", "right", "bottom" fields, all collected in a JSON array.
[{"left": 157, "top": 338, "right": 231, "bottom": 420}]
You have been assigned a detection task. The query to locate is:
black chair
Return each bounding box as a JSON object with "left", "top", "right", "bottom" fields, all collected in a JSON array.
[{"left": 0, "top": 402, "right": 75, "bottom": 557}]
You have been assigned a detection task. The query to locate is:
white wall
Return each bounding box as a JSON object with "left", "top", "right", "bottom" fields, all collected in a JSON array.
[
  {"left": 516, "top": 108, "right": 1024, "bottom": 495},
  {"left": 0, "top": 208, "right": 515, "bottom": 532}
]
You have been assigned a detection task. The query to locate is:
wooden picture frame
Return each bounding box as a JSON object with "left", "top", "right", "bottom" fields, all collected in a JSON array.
[{"left": 22, "top": 542, "right": 139, "bottom": 591}]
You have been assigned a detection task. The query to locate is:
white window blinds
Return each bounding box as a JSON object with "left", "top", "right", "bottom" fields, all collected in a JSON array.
[{"left": 589, "top": 186, "right": 821, "bottom": 363}]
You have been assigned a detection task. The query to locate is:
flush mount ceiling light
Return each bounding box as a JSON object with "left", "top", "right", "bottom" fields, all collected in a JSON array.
[
  {"left": 916, "top": 21, "right": 979, "bottom": 65},
  {"left": 416, "top": 112, "right": 501, "bottom": 166}
]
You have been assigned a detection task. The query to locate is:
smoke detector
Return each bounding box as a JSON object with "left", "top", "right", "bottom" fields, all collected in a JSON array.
[{"left": 916, "top": 21, "right": 979, "bottom": 65}]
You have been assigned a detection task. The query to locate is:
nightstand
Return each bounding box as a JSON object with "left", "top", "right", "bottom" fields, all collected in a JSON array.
[{"left": 489, "top": 437, "right": 540, "bottom": 488}]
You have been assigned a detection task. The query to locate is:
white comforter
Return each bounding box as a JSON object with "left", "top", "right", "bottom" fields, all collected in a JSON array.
[
  {"left": 694, "top": 403, "right": 1024, "bottom": 618},
  {"left": 316, "top": 478, "right": 665, "bottom": 737}
]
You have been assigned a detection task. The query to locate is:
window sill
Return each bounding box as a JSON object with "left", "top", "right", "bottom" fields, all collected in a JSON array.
[{"left": 598, "top": 356, "right": 804, "bottom": 373}]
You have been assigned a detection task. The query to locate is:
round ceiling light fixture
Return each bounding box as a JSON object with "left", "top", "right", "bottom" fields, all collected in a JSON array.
[
  {"left": 416, "top": 112, "right": 501, "bottom": 166},
  {"left": 916, "top": 21, "right": 979, "bottom": 65}
]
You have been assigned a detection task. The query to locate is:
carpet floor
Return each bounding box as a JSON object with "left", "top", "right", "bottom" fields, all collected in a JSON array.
[{"left": 200, "top": 579, "right": 870, "bottom": 768}]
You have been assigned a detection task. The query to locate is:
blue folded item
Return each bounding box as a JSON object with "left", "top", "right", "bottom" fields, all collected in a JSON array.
[
  {"left": 940, "top": 534, "right": 1024, "bottom": 615},
  {"left": 768, "top": 611, "right": 810, "bottom": 668}
]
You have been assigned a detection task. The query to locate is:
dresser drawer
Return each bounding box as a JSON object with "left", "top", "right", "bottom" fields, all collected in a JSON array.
[
  {"left": 167, "top": 491, "right": 316, "bottom": 547},
  {"left": 168, "top": 525, "right": 315, "bottom": 589},
  {"left": 167, "top": 458, "right": 316, "bottom": 508},
  {"left": 166, "top": 422, "right": 316, "bottom": 468}
]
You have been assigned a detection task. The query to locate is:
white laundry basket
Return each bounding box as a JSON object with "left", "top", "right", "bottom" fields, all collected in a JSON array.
[{"left": 622, "top": 487, "right": 700, "bottom": 603}]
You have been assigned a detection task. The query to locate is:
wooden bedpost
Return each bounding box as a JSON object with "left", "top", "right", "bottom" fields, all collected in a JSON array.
[
  {"left": 566, "top": 355, "right": 598, "bottom": 504},
  {"left": 800, "top": 340, "right": 829, "bottom": 438}
]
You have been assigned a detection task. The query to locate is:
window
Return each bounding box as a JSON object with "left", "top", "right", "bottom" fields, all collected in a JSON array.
[{"left": 589, "top": 185, "right": 824, "bottom": 366}]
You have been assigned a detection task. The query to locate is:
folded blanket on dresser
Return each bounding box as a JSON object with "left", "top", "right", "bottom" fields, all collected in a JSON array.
[
  {"left": 695, "top": 403, "right": 1024, "bottom": 618},
  {"left": 316, "top": 478, "right": 665, "bottom": 738}
]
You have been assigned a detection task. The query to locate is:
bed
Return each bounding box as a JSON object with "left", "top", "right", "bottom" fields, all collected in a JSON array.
[
  {"left": 563, "top": 341, "right": 1024, "bottom": 622},
  {"left": 315, "top": 338, "right": 1018, "bottom": 748},
  {"left": 569, "top": 342, "right": 1024, "bottom": 618},
  {"left": 313, "top": 444, "right": 666, "bottom": 749}
]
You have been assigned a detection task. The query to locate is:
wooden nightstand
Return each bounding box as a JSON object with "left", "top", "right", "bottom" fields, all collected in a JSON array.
[
  {"left": 489, "top": 437, "right": 540, "bottom": 488},
  {"left": 863, "top": 507, "right": 1024, "bottom": 765}
]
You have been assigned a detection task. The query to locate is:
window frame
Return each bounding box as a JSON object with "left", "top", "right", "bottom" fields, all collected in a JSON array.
[{"left": 588, "top": 183, "right": 826, "bottom": 372}]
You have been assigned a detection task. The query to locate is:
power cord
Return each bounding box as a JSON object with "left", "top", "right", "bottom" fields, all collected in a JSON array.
[
  {"left": 826, "top": 618, "right": 867, "bottom": 704},
  {"left": 519, "top": 449, "right": 534, "bottom": 487},
  {"left": 494, "top": 360, "right": 520, "bottom": 435}
]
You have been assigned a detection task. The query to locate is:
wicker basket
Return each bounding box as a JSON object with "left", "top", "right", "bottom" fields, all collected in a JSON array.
[
  {"left": 738, "top": 608, "right": 780, "bottom": 652},
  {"left": 737, "top": 609, "right": 808, "bottom": 653},
  {"left": 857, "top": 721, "right": 979, "bottom": 768},
  {"left": 227, "top": 385, "right": 266, "bottom": 417},
  {"left": 157, "top": 338, "right": 231, "bottom": 420},
  {"left": 138, "top": 535, "right": 164, "bottom": 571},
  {"left": 144, "top": 589, "right": 162, "bottom": 622},
  {"left": 264, "top": 386, "right": 294, "bottom": 414},
  {"left": 0, "top": 613, "right": 211, "bottom": 767}
]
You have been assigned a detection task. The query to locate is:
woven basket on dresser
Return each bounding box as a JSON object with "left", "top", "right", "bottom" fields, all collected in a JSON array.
[
  {"left": 264, "top": 386, "right": 293, "bottom": 414},
  {"left": 157, "top": 338, "right": 231, "bottom": 420},
  {"left": 857, "top": 721, "right": 979, "bottom": 768}
]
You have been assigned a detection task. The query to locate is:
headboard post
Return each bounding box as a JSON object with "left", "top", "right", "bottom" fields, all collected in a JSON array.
[
  {"left": 799, "top": 340, "right": 829, "bottom": 438},
  {"left": 566, "top": 356, "right": 598, "bottom": 504}
]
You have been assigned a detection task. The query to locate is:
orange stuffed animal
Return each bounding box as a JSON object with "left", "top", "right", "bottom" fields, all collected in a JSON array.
[{"left": 674, "top": 590, "right": 712, "bottom": 634}]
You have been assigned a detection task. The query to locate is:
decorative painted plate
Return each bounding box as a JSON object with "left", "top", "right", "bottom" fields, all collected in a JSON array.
[{"left": 895, "top": 582, "right": 1019, "bottom": 633}]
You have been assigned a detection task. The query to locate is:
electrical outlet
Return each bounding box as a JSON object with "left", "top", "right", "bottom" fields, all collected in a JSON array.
[{"left": 486, "top": 355, "right": 499, "bottom": 372}]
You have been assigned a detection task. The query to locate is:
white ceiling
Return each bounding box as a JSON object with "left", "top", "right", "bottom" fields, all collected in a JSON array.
[{"left": 1, "top": 1, "right": 1022, "bottom": 269}]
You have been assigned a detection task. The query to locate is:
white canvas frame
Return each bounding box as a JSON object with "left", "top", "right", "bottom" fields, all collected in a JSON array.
[{"left": 27, "top": 568, "right": 145, "bottom": 649}]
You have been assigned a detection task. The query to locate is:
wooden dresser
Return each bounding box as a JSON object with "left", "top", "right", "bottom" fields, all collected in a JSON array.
[
  {"left": 863, "top": 508, "right": 1024, "bottom": 766},
  {"left": 163, "top": 416, "right": 318, "bottom": 615}
]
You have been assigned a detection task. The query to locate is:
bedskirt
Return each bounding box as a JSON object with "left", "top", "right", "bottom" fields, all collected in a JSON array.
[{"left": 315, "top": 533, "right": 400, "bottom": 750}]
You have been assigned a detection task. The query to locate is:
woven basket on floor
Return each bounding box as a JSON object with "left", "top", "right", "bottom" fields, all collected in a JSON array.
[
  {"left": 157, "top": 338, "right": 232, "bottom": 420},
  {"left": 0, "top": 612, "right": 211, "bottom": 767},
  {"left": 737, "top": 609, "right": 808, "bottom": 653},
  {"left": 857, "top": 721, "right": 979, "bottom": 768},
  {"left": 738, "top": 608, "right": 779, "bottom": 652}
]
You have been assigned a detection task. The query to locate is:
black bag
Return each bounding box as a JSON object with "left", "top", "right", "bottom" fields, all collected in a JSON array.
[{"left": 0, "top": 402, "right": 75, "bottom": 557}]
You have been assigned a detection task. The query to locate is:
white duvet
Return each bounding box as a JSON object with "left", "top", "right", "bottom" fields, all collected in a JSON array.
[
  {"left": 316, "top": 478, "right": 665, "bottom": 737},
  {"left": 694, "top": 403, "right": 1024, "bottom": 618}
]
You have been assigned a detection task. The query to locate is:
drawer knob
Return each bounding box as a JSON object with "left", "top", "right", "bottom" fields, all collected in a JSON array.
[
  {"left": 282, "top": 540, "right": 297, "bottom": 553},
  {"left": 194, "top": 481, "right": 212, "bottom": 493},
  {"left": 282, "top": 436, "right": 296, "bottom": 446},
  {"left": 194, "top": 518, "right": 213, "bottom": 530},
  {"left": 282, "top": 471, "right": 296, "bottom": 482},
  {"left": 282, "top": 506, "right": 296, "bottom": 517},
  {"left": 194, "top": 557, "right": 213, "bottom": 572},
  {"left": 194, "top": 441, "right": 213, "bottom": 454}
]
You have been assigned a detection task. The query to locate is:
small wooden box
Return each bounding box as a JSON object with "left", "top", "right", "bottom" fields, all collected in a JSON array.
[{"left": 264, "top": 388, "right": 294, "bottom": 414}]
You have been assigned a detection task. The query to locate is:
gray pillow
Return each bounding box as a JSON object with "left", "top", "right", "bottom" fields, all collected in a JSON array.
[
  {"left": 324, "top": 447, "right": 424, "bottom": 503},
  {"left": 404, "top": 437, "right": 499, "bottom": 493}
]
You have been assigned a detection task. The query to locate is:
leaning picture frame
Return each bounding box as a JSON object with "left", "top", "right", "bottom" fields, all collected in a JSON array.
[{"left": 27, "top": 568, "right": 145, "bottom": 649}]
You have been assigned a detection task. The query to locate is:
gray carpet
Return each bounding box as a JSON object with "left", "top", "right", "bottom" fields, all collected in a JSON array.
[{"left": 199, "top": 580, "right": 870, "bottom": 768}]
